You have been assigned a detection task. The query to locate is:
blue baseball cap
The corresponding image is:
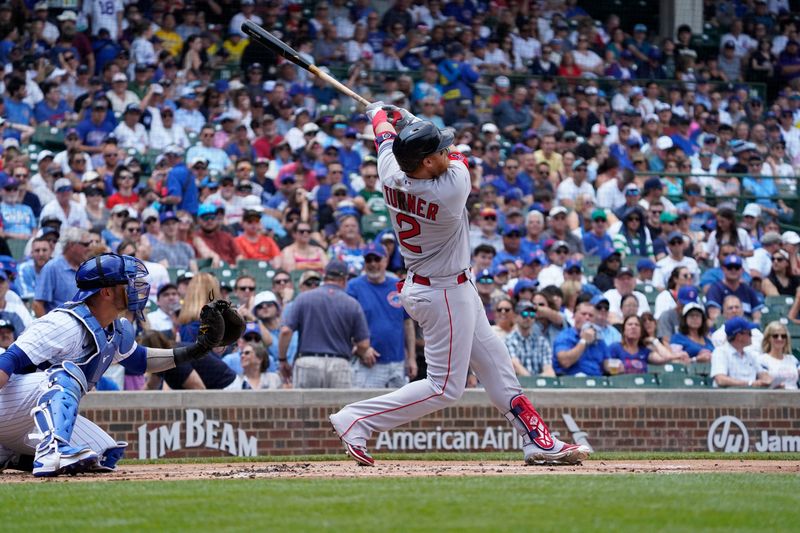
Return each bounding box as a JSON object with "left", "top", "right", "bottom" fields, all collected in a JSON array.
[
  {"left": 666, "top": 231, "right": 684, "bottom": 243},
  {"left": 362, "top": 242, "right": 386, "bottom": 258},
  {"left": 160, "top": 210, "right": 179, "bottom": 224},
  {"left": 723, "top": 255, "right": 743, "bottom": 268},
  {"left": 644, "top": 177, "right": 663, "bottom": 192},
  {"left": 199, "top": 177, "right": 219, "bottom": 189},
  {"left": 504, "top": 188, "right": 523, "bottom": 202},
  {"left": 243, "top": 322, "right": 262, "bottom": 340},
  {"left": 725, "top": 316, "right": 757, "bottom": 339},
  {"left": 524, "top": 250, "right": 547, "bottom": 266},
  {"left": 637, "top": 258, "right": 656, "bottom": 271},
  {"left": 503, "top": 224, "right": 523, "bottom": 237},
  {"left": 600, "top": 248, "right": 622, "bottom": 261},
  {"left": 590, "top": 294, "right": 609, "bottom": 307},
  {"left": 477, "top": 268, "right": 494, "bottom": 281},
  {"left": 493, "top": 265, "right": 509, "bottom": 277},
  {"left": 197, "top": 203, "right": 218, "bottom": 217},
  {"left": 565, "top": 259, "right": 582, "bottom": 272},
  {"left": 513, "top": 278, "right": 538, "bottom": 297},
  {"left": 677, "top": 285, "right": 699, "bottom": 305}
]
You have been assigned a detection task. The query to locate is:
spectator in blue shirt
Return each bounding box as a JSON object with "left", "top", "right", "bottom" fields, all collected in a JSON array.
[
  {"left": 76, "top": 100, "right": 116, "bottom": 151},
  {"left": 674, "top": 183, "right": 716, "bottom": 232},
  {"left": 346, "top": 243, "right": 416, "bottom": 388},
  {"left": 706, "top": 255, "right": 764, "bottom": 323},
  {"left": 0, "top": 178, "right": 36, "bottom": 239},
  {"left": 161, "top": 146, "right": 199, "bottom": 215},
  {"left": 553, "top": 301, "right": 610, "bottom": 376},
  {"left": 3, "top": 78, "right": 34, "bottom": 139},
  {"left": 33, "top": 82, "right": 71, "bottom": 126},
  {"left": 742, "top": 154, "right": 793, "bottom": 221},
  {"left": 582, "top": 208, "right": 615, "bottom": 257},
  {"left": 32, "top": 228, "right": 92, "bottom": 317},
  {"left": 16, "top": 236, "right": 53, "bottom": 300}
]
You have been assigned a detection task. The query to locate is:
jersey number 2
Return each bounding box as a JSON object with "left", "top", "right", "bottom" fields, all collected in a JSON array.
[{"left": 396, "top": 213, "right": 422, "bottom": 253}]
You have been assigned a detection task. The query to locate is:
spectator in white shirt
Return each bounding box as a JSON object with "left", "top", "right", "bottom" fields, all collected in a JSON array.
[
  {"left": 113, "top": 104, "right": 148, "bottom": 153},
  {"left": 186, "top": 124, "right": 233, "bottom": 173},
  {"left": 229, "top": 0, "right": 262, "bottom": 38},
  {"left": 39, "top": 178, "right": 90, "bottom": 230},
  {"left": 711, "top": 317, "right": 771, "bottom": 388},
  {"left": 604, "top": 267, "right": 651, "bottom": 324},
  {"left": 148, "top": 105, "right": 190, "bottom": 151},
  {"left": 654, "top": 231, "right": 700, "bottom": 289},
  {"left": 756, "top": 321, "right": 799, "bottom": 389},
  {"left": 106, "top": 72, "right": 141, "bottom": 115},
  {"left": 747, "top": 231, "right": 783, "bottom": 280},
  {"left": 147, "top": 282, "right": 180, "bottom": 335},
  {"left": 556, "top": 158, "right": 595, "bottom": 208}
]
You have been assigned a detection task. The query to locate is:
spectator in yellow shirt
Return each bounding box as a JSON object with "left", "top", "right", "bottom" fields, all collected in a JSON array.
[
  {"left": 533, "top": 133, "right": 564, "bottom": 181},
  {"left": 155, "top": 13, "right": 183, "bottom": 57}
]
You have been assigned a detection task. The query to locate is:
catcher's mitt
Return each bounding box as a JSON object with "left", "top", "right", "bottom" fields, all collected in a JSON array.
[{"left": 210, "top": 299, "right": 246, "bottom": 346}]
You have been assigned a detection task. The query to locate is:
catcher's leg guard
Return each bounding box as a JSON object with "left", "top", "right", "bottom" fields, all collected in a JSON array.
[
  {"left": 30, "top": 362, "right": 98, "bottom": 477},
  {"left": 91, "top": 442, "right": 128, "bottom": 473}
]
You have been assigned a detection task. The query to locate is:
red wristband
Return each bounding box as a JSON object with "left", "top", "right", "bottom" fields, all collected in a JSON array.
[{"left": 371, "top": 109, "right": 388, "bottom": 131}]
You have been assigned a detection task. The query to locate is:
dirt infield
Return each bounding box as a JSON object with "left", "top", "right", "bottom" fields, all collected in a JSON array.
[{"left": 1, "top": 460, "right": 798, "bottom": 483}]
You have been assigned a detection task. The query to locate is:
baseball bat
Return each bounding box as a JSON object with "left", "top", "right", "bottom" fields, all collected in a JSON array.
[{"left": 241, "top": 20, "right": 371, "bottom": 107}]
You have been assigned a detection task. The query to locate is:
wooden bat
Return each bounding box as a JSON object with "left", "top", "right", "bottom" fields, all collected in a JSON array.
[{"left": 241, "top": 20, "right": 371, "bottom": 107}]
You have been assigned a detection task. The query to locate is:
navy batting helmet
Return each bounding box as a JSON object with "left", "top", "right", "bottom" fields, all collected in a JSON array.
[
  {"left": 73, "top": 253, "right": 150, "bottom": 315},
  {"left": 392, "top": 121, "right": 454, "bottom": 173}
]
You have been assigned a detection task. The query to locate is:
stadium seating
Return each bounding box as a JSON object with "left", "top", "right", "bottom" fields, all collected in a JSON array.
[
  {"left": 559, "top": 375, "right": 609, "bottom": 388},
  {"left": 608, "top": 373, "right": 659, "bottom": 388},
  {"left": 518, "top": 376, "right": 561, "bottom": 388},
  {"left": 658, "top": 374, "right": 707, "bottom": 388},
  {"left": 648, "top": 363, "right": 688, "bottom": 375}
]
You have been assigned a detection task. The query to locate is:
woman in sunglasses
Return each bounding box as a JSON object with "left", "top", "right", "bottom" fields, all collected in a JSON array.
[
  {"left": 279, "top": 221, "right": 329, "bottom": 273},
  {"left": 668, "top": 302, "right": 713, "bottom": 363},
  {"left": 612, "top": 206, "right": 653, "bottom": 258},
  {"left": 762, "top": 249, "right": 799, "bottom": 297},
  {"left": 756, "top": 322, "right": 798, "bottom": 389}
]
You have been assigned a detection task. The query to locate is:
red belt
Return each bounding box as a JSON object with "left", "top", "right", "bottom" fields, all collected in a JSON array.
[{"left": 411, "top": 272, "right": 469, "bottom": 286}]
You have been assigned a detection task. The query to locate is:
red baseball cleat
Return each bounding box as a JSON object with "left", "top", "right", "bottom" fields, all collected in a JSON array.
[
  {"left": 343, "top": 442, "right": 375, "bottom": 467},
  {"left": 330, "top": 416, "right": 375, "bottom": 467},
  {"left": 524, "top": 441, "right": 591, "bottom": 466}
]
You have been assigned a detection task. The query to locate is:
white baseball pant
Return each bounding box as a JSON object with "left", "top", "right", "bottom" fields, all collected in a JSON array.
[
  {"left": 0, "top": 372, "right": 117, "bottom": 456},
  {"left": 331, "top": 273, "right": 523, "bottom": 446}
]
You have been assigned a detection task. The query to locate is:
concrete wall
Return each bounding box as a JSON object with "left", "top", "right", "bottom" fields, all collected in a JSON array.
[{"left": 80, "top": 390, "right": 800, "bottom": 459}]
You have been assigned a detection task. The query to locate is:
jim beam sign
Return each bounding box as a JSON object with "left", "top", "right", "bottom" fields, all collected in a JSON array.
[{"left": 138, "top": 409, "right": 258, "bottom": 459}]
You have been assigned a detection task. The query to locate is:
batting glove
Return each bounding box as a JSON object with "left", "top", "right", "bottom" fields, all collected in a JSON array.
[
  {"left": 364, "top": 100, "right": 387, "bottom": 121},
  {"left": 382, "top": 105, "right": 421, "bottom": 130}
]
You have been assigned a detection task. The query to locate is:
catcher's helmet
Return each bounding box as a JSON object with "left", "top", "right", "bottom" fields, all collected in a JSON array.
[
  {"left": 392, "top": 121, "right": 454, "bottom": 173},
  {"left": 73, "top": 253, "right": 150, "bottom": 315}
]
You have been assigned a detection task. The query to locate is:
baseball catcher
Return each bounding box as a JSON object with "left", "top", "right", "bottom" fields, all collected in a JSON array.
[{"left": 0, "top": 253, "right": 239, "bottom": 477}]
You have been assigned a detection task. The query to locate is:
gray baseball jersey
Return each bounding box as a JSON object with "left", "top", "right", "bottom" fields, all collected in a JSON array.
[{"left": 376, "top": 141, "right": 471, "bottom": 278}]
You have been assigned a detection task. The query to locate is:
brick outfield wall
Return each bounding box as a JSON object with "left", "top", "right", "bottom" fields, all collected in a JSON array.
[{"left": 79, "top": 390, "right": 800, "bottom": 459}]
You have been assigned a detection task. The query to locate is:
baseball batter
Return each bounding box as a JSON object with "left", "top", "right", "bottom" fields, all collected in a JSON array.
[
  {"left": 0, "top": 253, "right": 236, "bottom": 477},
  {"left": 329, "top": 105, "right": 590, "bottom": 466}
]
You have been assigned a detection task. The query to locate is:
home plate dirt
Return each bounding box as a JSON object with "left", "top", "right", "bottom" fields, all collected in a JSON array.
[{"left": 1, "top": 460, "right": 798, "bottom": 483}]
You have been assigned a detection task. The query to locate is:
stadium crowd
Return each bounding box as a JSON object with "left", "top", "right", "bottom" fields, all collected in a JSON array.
[{"left": 0, "top": 0, "right": 799, "bottom": 391}]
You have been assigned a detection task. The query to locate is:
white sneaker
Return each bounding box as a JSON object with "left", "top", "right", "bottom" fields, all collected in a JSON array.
[
  {"left": 33, "top": 446, "right": 99, "bottom": 477},
  {"left": 524, "top": 441, "right": 591, "bottom": 466}
]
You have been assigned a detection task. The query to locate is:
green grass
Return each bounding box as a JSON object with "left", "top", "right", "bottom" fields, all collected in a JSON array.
[
  {"left": 2, "top": 475, "right": 799, "bottom": 532},
  {"left": 123, "top": 450, "right": 800, "bottom": 465}
]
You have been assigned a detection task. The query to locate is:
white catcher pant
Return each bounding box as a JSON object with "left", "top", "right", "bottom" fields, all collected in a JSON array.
[
  {"left": 331, "top": 274, "right": 523, "bottom": 447},
  {"left": 0, "top": 372, "right": 117, "bottom": 456}
]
